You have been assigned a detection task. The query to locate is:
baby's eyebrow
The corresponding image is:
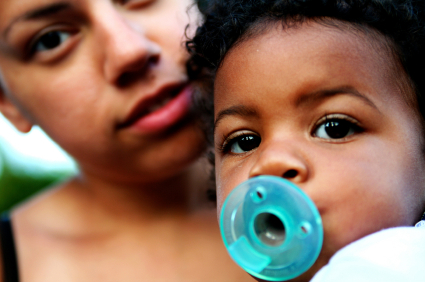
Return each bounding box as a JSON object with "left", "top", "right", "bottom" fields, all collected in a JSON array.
[
  {"left": 214, "top": 105, "right": 259, "bottom": 131},
  {"left": 3, "top": 2, "right": 73, "bottom": 39},
  {"left": 295, "top": 87, "right": 380, "bottom": 112}
]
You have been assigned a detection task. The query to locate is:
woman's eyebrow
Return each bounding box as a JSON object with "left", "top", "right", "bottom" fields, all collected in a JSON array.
[
  {"left": 3, "top": 2, "right": 73, "bottom": 39},
  {"left": 214, "top": 105, "right": 258, "bottom": 131}
]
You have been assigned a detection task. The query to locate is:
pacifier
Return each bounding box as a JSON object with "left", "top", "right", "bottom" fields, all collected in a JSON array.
[{"left": 219, "top": 176, "right": 323, "bottom": 281}]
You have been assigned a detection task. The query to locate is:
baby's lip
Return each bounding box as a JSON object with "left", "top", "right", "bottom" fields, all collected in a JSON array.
[{"left": 117, "top": 82, "right": 187, "bottom": 129}]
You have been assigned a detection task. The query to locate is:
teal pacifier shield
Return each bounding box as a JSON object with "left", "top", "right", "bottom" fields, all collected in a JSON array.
[{"left": 220, "top": 176, "right": 323, "bottom": 281}]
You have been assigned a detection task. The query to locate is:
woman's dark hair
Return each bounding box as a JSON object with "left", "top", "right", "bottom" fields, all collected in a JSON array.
[
  {"left": 187, "top": 0, "right": 425, "bottom": 200},
  {"left": 195, "top": 0, "right": 210, "bottom": 13}
]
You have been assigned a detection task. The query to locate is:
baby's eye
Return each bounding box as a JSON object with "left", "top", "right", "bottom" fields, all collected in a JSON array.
[
  {"left": 32, "top": 30, "right": 71, "bottom": 53},
  {"left": 223, "top": 133, "right": 261, "bottom": 154},
  {"left": 313, "top": 115, "right": 362, "bottom": 140}
]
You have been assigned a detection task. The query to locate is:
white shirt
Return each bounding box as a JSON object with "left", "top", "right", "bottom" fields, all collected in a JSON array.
[{"left": 311, "top": 227, "right": 425, "bottom": 282}]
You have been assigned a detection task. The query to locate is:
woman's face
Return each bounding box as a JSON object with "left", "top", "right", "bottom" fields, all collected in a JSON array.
[
  {"left": 214, "top": 22, "right": 425, "bottom": 280},
  {"left": 0, "top": 0, "right": 204, "bottom": 183}
]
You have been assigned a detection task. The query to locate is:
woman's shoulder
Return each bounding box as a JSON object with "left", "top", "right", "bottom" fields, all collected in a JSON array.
[
  {"left": 11, "top": 178, "right": 92, "bottom": 238},
  {"left": 11, "top": 177, "right": 119, "bottom": 242},
  {"left": 5, "top": 179, "right": 103, "bottom": 282}
]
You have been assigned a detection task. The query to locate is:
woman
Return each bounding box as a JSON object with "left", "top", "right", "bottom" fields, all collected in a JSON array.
[{"left": 0, "top": 0, "right": 252, "bottom": 281}]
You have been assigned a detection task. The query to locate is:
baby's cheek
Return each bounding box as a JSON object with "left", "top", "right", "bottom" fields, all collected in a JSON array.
[
  {"left": 216, "top": 160, "right": 249, "bottom": 211},
  {"left": 320, "top": 168, "right": 406, "bottom": 254},
  {"left": 312, "top": 168, "right": 380, "bottom": 252},
  {"left": 215, "top": 170, "right": 235, "bottom": 212}
]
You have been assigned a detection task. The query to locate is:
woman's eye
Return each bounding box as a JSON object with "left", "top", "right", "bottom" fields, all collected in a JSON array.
[
  {"left": 314, "top": 118, "right": 361, "bottom": 140},
  {"left": 119, "top": 0, "right": 155, "bottom": 8},
  {"left": 225, "top": 134, "right": 261, "bottom": 154},
  {"left": 32, "top": 30, "right": 71, "bottom": 53}
]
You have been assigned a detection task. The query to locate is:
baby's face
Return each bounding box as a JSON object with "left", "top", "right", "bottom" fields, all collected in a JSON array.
[{"left": 214, "top": 21, "right": 425, "bottom": 280}]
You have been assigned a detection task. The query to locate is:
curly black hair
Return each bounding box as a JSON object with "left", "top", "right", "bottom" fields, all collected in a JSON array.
[
  {"left": 188, "top": 0, "right": 425, "bottom": 134},
  {"left": 187, "top": 0, "right": 425, "bottom": 202}
]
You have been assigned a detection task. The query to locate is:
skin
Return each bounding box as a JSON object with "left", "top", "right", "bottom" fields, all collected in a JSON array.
[
  {"left": 0, "top": 0, "right": 254, "bottom": 281},
  {"left": 214, "top": 21, "right": 425, "bottom": 282}
]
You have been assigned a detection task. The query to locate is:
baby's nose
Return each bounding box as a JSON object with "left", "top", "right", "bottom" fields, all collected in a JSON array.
[{"left": 248, "top": 141, "right": 309, "bottom": 184}]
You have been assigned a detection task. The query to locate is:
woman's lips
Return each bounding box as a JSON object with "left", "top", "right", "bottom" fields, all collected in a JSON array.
[{"left": 120, "top": 84, "right": 192, "bottom": 134}]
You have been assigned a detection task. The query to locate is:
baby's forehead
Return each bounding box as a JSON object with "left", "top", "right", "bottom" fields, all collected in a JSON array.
[
  {"left": 233, "top": 19, "right": 393, "bottom": 62},
  {"left": 220, "top": 19, "right": 416, "bottom": 108},
  {"left": 222, "top": 20, "right": 388, "bottom": 74}
]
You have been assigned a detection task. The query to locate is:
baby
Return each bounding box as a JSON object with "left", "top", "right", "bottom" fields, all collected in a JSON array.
[{"left": 189, "top": 0, "right": 425, "bottom": 281}]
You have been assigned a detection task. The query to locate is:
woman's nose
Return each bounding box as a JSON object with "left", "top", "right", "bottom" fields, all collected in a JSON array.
[
  {"left": 95, "top": 8, "right": 161, "bottom": 86},
  {"left": 249, "top": 141, "right": 309, "bottom": 183}
]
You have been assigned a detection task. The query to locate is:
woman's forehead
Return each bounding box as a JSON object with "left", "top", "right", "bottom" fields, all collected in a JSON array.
[{"left": 0, "top": 0, "right": 190, "bottom": 34}]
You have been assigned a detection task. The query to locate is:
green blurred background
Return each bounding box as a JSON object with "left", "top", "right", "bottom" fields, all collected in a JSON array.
[
  {"left": 0, "top": 115, "right": 77, "bottom": 213},
  {"left": 0, "top": 149, "right": 75, "bottom": 212}
]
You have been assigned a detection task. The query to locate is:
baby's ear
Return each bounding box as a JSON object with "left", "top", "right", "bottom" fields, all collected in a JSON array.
[{"left": 0, "top": 88, "right": 33, "bottom": 133}]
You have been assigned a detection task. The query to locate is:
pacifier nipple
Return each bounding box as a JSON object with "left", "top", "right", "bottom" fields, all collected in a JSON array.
[{"left": 220, "top": 176, "right": 323, "bottom": 281}]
